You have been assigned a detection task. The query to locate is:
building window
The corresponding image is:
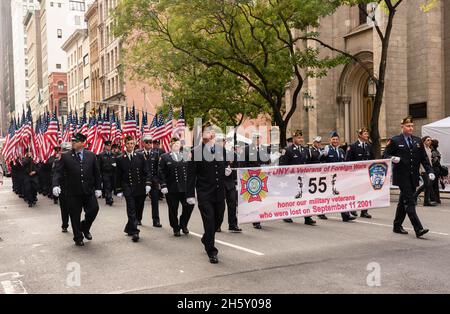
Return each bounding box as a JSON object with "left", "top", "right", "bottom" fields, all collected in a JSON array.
[
  {"left": 75, "top": 15, "right": 81, "bottom": 26},
  {"left": 83, "top": 54, "right": 89, "bottom": 66},
  {"left": 358, "top": 4, "right": 367, "bottom": 25},
  {"left": 84, "top": 77, "right": 90, "bottom": 89},
  {"left": 69, "top": 1, "right": 85, "bottom": 12},
  {"left": 56, "top": 64, "right": 61, "bottom": 69},
  {"left": 57, "top": 29, "right": 62, "bottom": 38},
  {"left": 57, "top": 81, "right": 64, "bottom": 91},
  {"left": 50, "top": 2, "right": 54, "bottom": 7}
]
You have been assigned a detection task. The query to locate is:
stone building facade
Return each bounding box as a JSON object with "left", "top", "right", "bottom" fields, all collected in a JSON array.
[{"left": 288, "top": 0, "right": 450, "bottom": 144}]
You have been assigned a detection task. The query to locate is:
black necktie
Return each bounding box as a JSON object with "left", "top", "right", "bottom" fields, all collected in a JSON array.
[
  {"left": 211, "top": 146, "right": 215, "bottom": 154},
  {"left": 76, "top": 152, "right": 82, "bottom": 161},
  {"left": 407, "top": 137, "right": 413, "bottom": 148}
]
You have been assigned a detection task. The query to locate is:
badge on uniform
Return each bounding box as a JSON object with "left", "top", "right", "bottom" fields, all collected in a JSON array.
[{"left": 368, "top": 162, "right": 388, "bottom": 190}]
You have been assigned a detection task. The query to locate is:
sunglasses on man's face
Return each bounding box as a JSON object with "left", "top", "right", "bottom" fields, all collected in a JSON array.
[{"left": 144, "top": 140, "right": 151, "bottom": 144}]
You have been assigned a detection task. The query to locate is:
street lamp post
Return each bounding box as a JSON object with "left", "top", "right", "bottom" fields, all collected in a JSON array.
[{"left": 303, "top": 89, "right": 315, "bottom": 112}]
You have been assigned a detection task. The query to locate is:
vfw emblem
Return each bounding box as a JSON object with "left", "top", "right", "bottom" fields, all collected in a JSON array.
[
  {"left": 368, "top": 162, "right": 388, "bottom": 190},
  {"left": 240, "top": 169, "right": 269, "bottom": 203}
]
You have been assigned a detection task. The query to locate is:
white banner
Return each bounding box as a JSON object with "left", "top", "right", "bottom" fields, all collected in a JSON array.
[
  {"left": 237, "top": 159, "right": 392, "bottom": 224},
  {"left": 440, "top": 164, "right": 450, "bottom": 192}
]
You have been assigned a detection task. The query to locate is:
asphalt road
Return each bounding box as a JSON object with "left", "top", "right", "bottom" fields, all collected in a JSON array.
[{"left": 1, "top": 178, "right": 449, "bottom": 294}]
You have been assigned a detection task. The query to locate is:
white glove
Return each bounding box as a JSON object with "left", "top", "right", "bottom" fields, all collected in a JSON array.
[
  {"left": 145, "top": 186, "right": 151, "bottom": 194},
  {"left": 53, "top": 186, "right": 61, "bottom": 197},
  {"left": 225, "top": 166, "right": 232, "bottom": 177},
  {"left": 186, "top": 197, "right": 196, "bottom": 205},
  {"left": 391, "top": 156, "right": 401, "bottom": 164},
  {"left": 95, "top": 190, "right": 102, "bottom": 198},
  {"left": 161, "top": 187, "right": 168, "bottom": 194},
  {"left": 429, "top": 173, "right": 436, "bottom": 181},
  {"left": 117, "top": 192, "right": 123, "bottom": 198}
]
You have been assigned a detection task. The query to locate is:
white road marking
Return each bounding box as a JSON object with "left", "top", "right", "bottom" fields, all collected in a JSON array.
[
  {"left": 327, "top": 216, "right": 449, "bottom": 236},
  {"left": 0, "top": 272, "right": 27, "bottom": 294},
  {"left": 189, "top": 232, "right": 264, "bottom": 256}
]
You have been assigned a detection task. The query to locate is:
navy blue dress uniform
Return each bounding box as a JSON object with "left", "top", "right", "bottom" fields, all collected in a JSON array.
[
  {"left": 187, "top": 142, "right": 228, "bottom": 263},
  {"left": 222, "top": 151, "right": 241, "bottom": 232},
  {"left": 309, "top": 137, "right": 323, "bottom": 164},
  {"left": 116, "top": 149, "right": 152, "bottom": 240},
  {"left": 383, "top": 117, "right": 433, "bottom": 237},
  {"left": 241, "top": 142, "right": 271, "bottom": 229},
  {"left": 52, "top": 133, "right": 102, "bottom": 246},
  {"left": 279, "top": 130, "right": 316, "bottom": 225},
  {"left": 321, "top": 131, "right": 354, "bottom": 221},
  {"left": 98, "top": 142, "right": 117, "bottom": 206},
  {"left": 345, "top": 129, "right": 374, "bottom": 218},
  {"left": 22, "top": 154, "right": 39, "bottom": 207},
  {"left": 11, "top": 159, "right": 25, "bottom": 198},
  {"left": 52, "top": 154, "right": 69, "bottom": 232},
  {"left": 158, "top": 146, "right": 194, "bottom": 236},
  {"left": 141, "top": 145, "right": 165, "bottom": 227}
]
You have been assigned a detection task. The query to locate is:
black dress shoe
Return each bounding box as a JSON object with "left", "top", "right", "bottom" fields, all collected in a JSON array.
[
  {"left": 350, "top": 211, "right": 358, "bottom": 217},
  {"left": 182, "top": 227, "right": 189, "bottom": 234},
  {"left": 174, "top": 230, "right": 181, "bottom": 237},
  {"left": 153, "top": 222, "right": 162, "bottom": 228},
  {"left": 304, "top": 217, "right": 316, "bottom": 225},
  {"left": 343, "top": 216, "right": 356, "bottom": 222},
  {"left": 393, "top": 227, "right": 408, "bottom": 235},
  {"left": 209, "top": 255, "right": 219, "bottom": 264},
  {"left": 75, "top": 240, "right": 84, "bottom": 247},
  {"left": 83, "top": 231, "right": 93, "bottom": 240},
  {"left": 360, "top": 213, "right": 372, "bottom": 219},
  {"left": 228, "top": 226, "right": 242, "bottom": 233},
  {"left": 62, "top": 227, "right": 68, "bottom": 233},
  {"left": 216, "top": 227, "right": 222, "bottom": 233},
  {"left": 318, "top": 215, "right": 328, "bottom": 220},
  {"left": 132, "top": 234, "right": 140, "bottom": 242},
  {"left": 253, "top": 223, "right": 262, "bottom": 229},
  {"left": 416, "top": 229, "right": 429, "bottom": 238},
  {"left": 137, "top": 221, "right": 142, "bottom": 226},
  {"left": 283, "top": 219, "right": 294, "bottom": 223}
]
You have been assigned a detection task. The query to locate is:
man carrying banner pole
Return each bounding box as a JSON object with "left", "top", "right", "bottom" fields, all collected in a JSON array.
[
  {"left": 383, "top": 116, "right": 433, "bottom": 238},
  {"left": 279, "top": 130, "right": 317, "bottom": 225},
  {"left": 345, "top": 127, "right": 374, "bottom": 219}
]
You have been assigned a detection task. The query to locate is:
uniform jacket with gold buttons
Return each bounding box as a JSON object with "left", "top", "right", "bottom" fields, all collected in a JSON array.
[
  {"left": 52, "top": 149, "right": 102, "bottom": 196},
  {"left": 158, "top": 152, "right": 189, "bottom": 193},
  {"left": 116, "top": 151, "right": 151, "bottom": 197}
]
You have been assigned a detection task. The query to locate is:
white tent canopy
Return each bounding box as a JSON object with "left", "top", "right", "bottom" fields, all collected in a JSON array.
[{"left": 422, "top": 116, "right": 450, "bottom": 165}]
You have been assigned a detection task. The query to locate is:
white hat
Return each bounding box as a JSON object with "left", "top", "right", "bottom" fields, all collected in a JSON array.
[
  {"left": 252, "top": 132, "right": 261, "bottom": 138},
  {"left": 61, "top": 142, "right": 72, "bottom": 151},
  {"left": 143, "top": 134, "right": 153, "bottom": 141},
  {"left": 215, "top": 133, "right": 225, "bottom": 140},
  {"left": 313, "top": 136, "right": 322, "bottom": 143}
]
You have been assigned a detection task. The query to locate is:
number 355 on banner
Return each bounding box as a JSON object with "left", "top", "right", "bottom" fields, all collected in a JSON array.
[{"left": 237, "top": 160, "right": 391, "bottom": 224}]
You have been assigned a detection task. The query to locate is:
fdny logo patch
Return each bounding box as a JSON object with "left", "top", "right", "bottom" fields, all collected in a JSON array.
[{"left": 368, "top": 162, "right": 388, "bottom": 190}]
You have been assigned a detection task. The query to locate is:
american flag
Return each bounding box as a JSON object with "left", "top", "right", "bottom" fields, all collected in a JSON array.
[
  {"left": 43, "top": 111, "right": 59, "bottom": 162},
  {"left": 1, "top": 119, "right": 17, "bottom": 164},
  {"left": 149, "top": 114, "right": 158, "bottom": 137},
  {"left": 78, "top": 108, "right": 88, "bottom": 136},
  {"left": 92, "top": 109, "right": 104, "bottom": 155},
  {"left": 101, "top": 108, "right": 111, "bottom": 141},
  {"left": 152, "top": 111, "right": 166, "bottom": 140},
  {"left": 173, "top": 107, "right": 186, "bottom": 140},
  {"left": 85, "top": 116, "right": 97, "bottom": 150},
  {"left": 135, "top": 111, "right": 141, "bottom": 144},
  {"left": 123, "top": 106, "right": 137, "bottom": 137},
  {"left": 62, "top": 111, "right": 74, "bottom": 143}
]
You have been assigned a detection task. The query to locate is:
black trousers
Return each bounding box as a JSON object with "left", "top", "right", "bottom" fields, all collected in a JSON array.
[
  {"left": 414, "top": 173, "right": 433, "bottom": 204},
  {"left": 148, "top": 187, "right": 161, "bottom": 223},
  {"left": 125, "top": 194, "right": 146, "bottom": 235},
  {"left": 23, "top": 177, "right": 38, "bottom": 204},
  {"left": 198, "top": 199, "right": 225, "bottom": 256},
  {"left": 432, "top": 178, "right": 441, "bottom": 203},
  {"left": 223, "top": 188, "right": 238, "bottom": 228},
  {"left": 102, "top": 173, "right": 115, "bottom": 204},
  {"left": 59, "top": 193, "right": 69, "bottom": 229},
  {"left": 394, "top": 179, "right": 424, "bottom": 232},
  {"left": 66, "top": 194, "right": 99, "bottom": 242},
  {"left": 166, "top": 192, "right": 194, "bottom": 231}
]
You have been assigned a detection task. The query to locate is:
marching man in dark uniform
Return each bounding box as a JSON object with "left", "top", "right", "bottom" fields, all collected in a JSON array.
[
  {"left": 383, "top": 116, "right": 433, "bottom": 238},
  {"left": 187, "top": 123, "right": 231, "bottom": 264},
  {"left": 139, "top": 135, "right": 163, "bottom": 227},
  {"left": 280, "top": 130, "right": 317, "bottom": 225},
  {"left": 309, "top": 136, "right": 324, "bottom": 164},
  {"left": 158, "top": 137, "right": 194, "bottom": 237},
  {"left": 98, "top": 140, "right": 117, "bottom": 206},
  {"left": 22, "top": 148, "right": 39, "bottom": 207},
  {"left": 321, "top": 131, "right": 355, "bottom": 222},
  {"left": 241, "top": 132, "right": 271, "bottom": 230},
  {"left": 345, "top": 127, "right": 374, "bottom": 218},
  {"left": 53, "top": 142, "right": 71, "bottom": 232},
  {"left": 53, "top": 133, "right": 102, "bottom": 246},
  {"left": 215, "top": 133, "right": 242, "bottom": 233},
  {"left": 47, "top": 147, "right": 61, "bottom": 204},
  {"left": 116, "top": 135, "right": 152, "bottom": 243}
]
